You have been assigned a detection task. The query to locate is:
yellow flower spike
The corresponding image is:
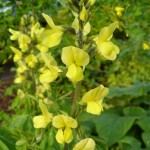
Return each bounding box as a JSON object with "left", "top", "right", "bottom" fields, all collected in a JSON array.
[
  {"left": 142, "top": 42, "right": 149, "bottom": 50},
  {"left": 73, "top": 138, "right": 96, "bottom": 150},
  {"left": 25, "top": 54, "right": 38, "bottom": 68},
  {"left": 72, "top": 17, "right": 91, "bottom": 36},
  {"left": 33, "top": 100, "right": 53, "bottom": 128},
  {"left": 52, "top": 115, "right": 78, "bottom": 144},
  {"left": 96, "top": 22, "right": 120, "bottom": 61},
  {"left": 81, "top": 85, "right": 109, "bottom": 115},
  {"left": 62, "top": 46, "right": 89, "bottom": 67},
  {"left": 10, "top": 46, "right": 22, "bottom": 62},
  {"left": 80, "top": 5, "right": 88, "bottom": 22},
  {"left": 56, "top": 128, "right": 73, "bottom": 144},
  {"left": 9, "top": 28, "right": 20, "bottom": 40}
]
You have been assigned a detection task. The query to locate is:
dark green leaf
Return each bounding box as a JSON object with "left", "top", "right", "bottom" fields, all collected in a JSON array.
[
  {"left": 93, "top": 110, "right": 135, "bottom": 146},
  {"left": 123, "top": 106, "right": 146, "bottom": 118},
  {"left": 137, "top": 117, "right": 150, "bottom": 131},
  {"left": 142, "top": 131, "right": 150, "bottom": 148}
]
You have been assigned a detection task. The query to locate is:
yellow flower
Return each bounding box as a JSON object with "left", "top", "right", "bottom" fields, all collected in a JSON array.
[
  {"left": 25, "top": 54, "right": 38, "bottom": 68},
  {"left": 72, "top": 17, "right": 91, "bottom": 36},
  {"left": 52, "top": 115, "right": 78, "bottom": 144},
  {"left": 9, "top": 28, "right": 20, "bottom": 40},
  {"left": 41, "top": 13, "right": 64, "bottom": 48},
  {"left": 115, "top": 7, "right": 124, "bottom": 17},
  {"left": 33, "top": 100, "right": 53, "bottom": 128},
  {"left": 81, "top": 85, "right": 109, "bottom": 115},
  {"left": 14, "top": 74, "right": 25, "bottom": 83},
  {"left": 96, "top": 22, "right": 120, "bottom": 61},
  {"left": 142, "top": 42, "right": 149, "bottom": 50},
  {"left": 18, "top": 34, "right": 31, "bottom": 52},
  {"left": 39, "top": 52, "right": 61, "bottom": 84},
  {"left": 10, "top": 46, "right": 22, "bottom": 62},
  {"left": 73, "top": 138, "right": 96, "bottom": 150},
  {"left": 17, "top": 60, "right": 27, "bottom": 73},
  {"left": 61, "top": 46, "right": 89, "bottom": 83}
]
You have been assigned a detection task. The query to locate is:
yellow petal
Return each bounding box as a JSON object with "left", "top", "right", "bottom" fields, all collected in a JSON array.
[
  {"left": 10, "top": 46, "right": 22, "bottom": 62},
  {"left": 62, "top": 46, "right": 89, "bottom": 66},
  {"left": 42, "top": 13, "right": 63, "bottom": 31},
  {"left": 64, "top": 128, "right": 73, "bottom": 143},
  {"left": 17, "top": 60, "right": 27, "bottom": 73},
  {"left": 73, "top": 138, "right": 95, "bottom": 150},
  {"left": 64, "top": 116, "right": 78, "bottom": 128},
  {"left": 33, "top": 115, "right": 49, "bottom": 128},
  {"left": 98, "top": 21, "right": 118, "bottom": 44},
  {"left": 33, "top": 101, "right": 53, "bottom": 128},
  {"left": 36, "top": 44, "right": 49, "bottom": 52},
  {"left": 41, "top": 30, "right": 63, "bottom": 48},
  {"left": 79, "top": 5, "right": 88, "bottom": 22},
  {"left": 55, "top": 128, "right": 73, "bottom": 144},
  {"left": 52, "top": 115, "right": 65, "bottom": 128},
  {"left": 25, "top": 54, "right": 37, "bottom": 68},
  {"left": 66, "top": 63, "right": 77, "bottom": 79},
  {"left": 98, "top": 42, "right": 119, "bottom": 60},
  {"left": 82, "top": 85, "right": 109, "bottom": 103},
  {"left": 14, "top": 74, "right": 25, "bottom": 83},
  {"left": 39, "top": 69, "right": 58, "bottom": 84},
  {"left": 66, "top": 64, "right": 84, "bottom": 83},
  {"left": 56, "top": 129, "right": 65, "bottom": 144},
  {"left": 9, "top": 28, "right": 20, "bottom": 40},
  {"left": 52, "top": 115, "right": 78, "bottom": 129},
  {"left": 87, "top": 101, "right": 103, "bottom": 115}
]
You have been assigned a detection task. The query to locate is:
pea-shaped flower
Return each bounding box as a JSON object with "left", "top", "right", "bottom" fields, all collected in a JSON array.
[
  {"left": 61, "top": 46, "right": 89, "bottom": 83},
  {"left": 10, "top": 46, "right": 22, "bottom": 62},
  {"left": 73, "top": 138, "right": 96, "bottom": 150},
  {"left": 25, "top": 54, "right": 38, "bottom": 68},
  {"left": 96, "top": 22, "right": 120, "bottom": 61},
  {"left": 41, "top": 13, "right": 64, "bottom": 48},
  {"left": 52, "top": 115, "right": 78, "bottom": 144},
  {"left": 81, "top": 85, "right": 109, "bottom": 115},
  {"left": 33, "top": 100, "right": 53, "bottom": 128}
]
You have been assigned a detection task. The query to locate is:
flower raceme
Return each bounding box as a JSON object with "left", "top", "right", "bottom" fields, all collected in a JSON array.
[
  {"left": 95, "top": 21, "right": 120, "bottom": 61},
  {"left": 81, "top": 85, "right": 109, "bottom": 115},
  {"left": 73, "top": 138, "right": 96, "bottom": 150},
  {"left": 61, "top": 46, "right": 89, "bottom": 83},
  {"left": 33, "top": 100, "right": 53, "bottom": 128},
  {"left": 52, "top": 115, "right": 78, "bottom": 144}
]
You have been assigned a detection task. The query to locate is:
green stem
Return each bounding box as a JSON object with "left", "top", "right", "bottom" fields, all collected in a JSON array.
[{"left": 71, "top": 5, "right": 84, "bottom": 118}]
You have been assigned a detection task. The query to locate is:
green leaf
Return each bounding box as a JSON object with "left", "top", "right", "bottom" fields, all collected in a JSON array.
[
  {"left": 123, "top": 106, "right": 146, "bottom": 118},
  {"left": 119, "top": 136, "right": 141, "bottom": 150},
  {"left": 0, "top": 140, "right": 9, "bottom": 150},
  {"left": 142, "top": 131, "right": 150, "bottom": 148},
  {"left": 137, "top": 117, "right": 150, "bottom": 131},
  {"left": 93, "top": 110, "right": 135, "bottom": 146},
  {"left": 0, "top": 127, "right": 16, "bottom": 150},
  {"left": 9, "top": 114, "right": 32, "bottom": 131}
]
